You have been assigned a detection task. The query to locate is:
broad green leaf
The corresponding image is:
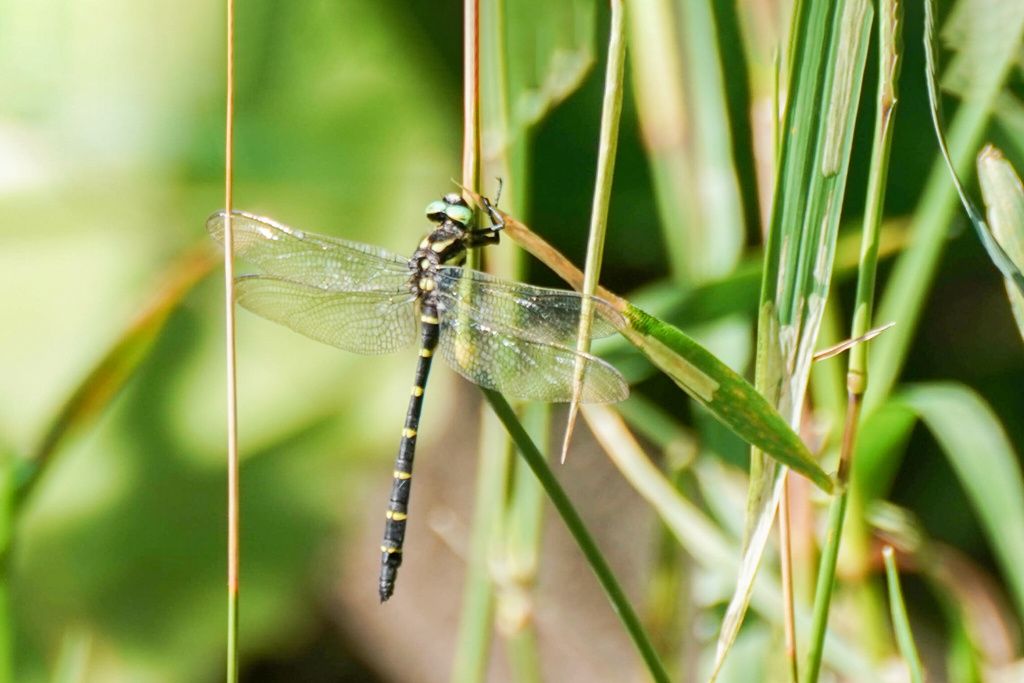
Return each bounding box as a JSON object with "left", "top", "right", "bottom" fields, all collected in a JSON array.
[
  {"left": 621, "top": 305, "right": 832, "bottom": 492},
  {"left": 897, "top": 383, "right": 1024, "bottom": 624},
  {"left": 715, "top": 0, "right": 873, "bottom": 674},
  {"left": 977, "top": 145, "right": 1024, "bottom": 341}
]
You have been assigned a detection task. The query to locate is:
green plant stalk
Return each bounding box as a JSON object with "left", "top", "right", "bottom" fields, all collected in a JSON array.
[
  {"left": 499, "top": 404, "right": 547, "bottom": 683},
  {"left": 802, "top": 484, "right": 850, "bottom": 683},
  {"left": 482, "top": 389, "right": 671, "bottom": 683},
  {"left": 882, "top": 547, "right": 925, "bottom": 683},
  {"left": 451, "top": 408, "right": 509, "bottom": 683},
  {"left": 803, "top": 1, "right": 902, "bottom": 679}
]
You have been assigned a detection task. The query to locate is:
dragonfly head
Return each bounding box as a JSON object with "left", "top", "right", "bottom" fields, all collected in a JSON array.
[{"left": 425, "top": 194, "right": 474, "bottom": 228}]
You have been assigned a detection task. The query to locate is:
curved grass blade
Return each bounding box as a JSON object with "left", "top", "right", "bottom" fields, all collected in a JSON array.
[
  {"left": 866, "top": 0, "right": 1024, "bottom": 414},
  {"left": 16, "top": 247, "right": 217, "bottom": 511},
  {"left": 977, "top": 145, "right": 1024, "bottom": 341},
  {"left": 923, "top": 0, "right": 1024, "bottom": 296},
  {"left": 895, "top": 383, "right": 1024, "bottom": 623}
]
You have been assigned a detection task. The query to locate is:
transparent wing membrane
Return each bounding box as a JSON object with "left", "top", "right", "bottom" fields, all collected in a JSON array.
[
  {"left": 437, "top": 310, "right": 628, "bottom": 404},
  {"left": 208, "top": 210, "right": 411, "bottom": 291},
  {"left": 436, "top": 267, "right": 625, "bottom": 343},
  {"left": 235, "top": 276, "right": 418, "bottom": 355}
]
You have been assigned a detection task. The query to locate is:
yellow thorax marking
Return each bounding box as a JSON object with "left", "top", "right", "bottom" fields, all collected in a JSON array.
[
  {"left": 431, "top": 238, "right": 456, "bottom": 253},
  {"left": 421, "top": 314, "right": 439, "bottom": 325},
  {"left": 418, "top": 277, "right": 436, "bottom": 292}
]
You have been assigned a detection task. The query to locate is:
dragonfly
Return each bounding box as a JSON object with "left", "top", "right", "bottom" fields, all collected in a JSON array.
[{"left": 207, "top": 193, "right": 629, "bottom": 602}]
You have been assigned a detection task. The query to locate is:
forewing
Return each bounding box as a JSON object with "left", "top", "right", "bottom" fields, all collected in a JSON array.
[
  {"left": 208, "top": 210, "right": 411, "bottom": 292},
  {"left": 235, "top": 275, "right": 418, "bottom": 355},
  {"left": 436, "top": 267, "right": 625, "bottom": 344},
  {"left": 437, "top": 312, "right": 628, "bottom": 403}
]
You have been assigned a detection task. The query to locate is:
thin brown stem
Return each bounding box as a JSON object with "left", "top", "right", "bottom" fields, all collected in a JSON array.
[
  {"left": 223, "top": 0, "right": 240, "bottom": 680},
  {"left": 779, "top": 474, "right": 798, "bottom": 683}
]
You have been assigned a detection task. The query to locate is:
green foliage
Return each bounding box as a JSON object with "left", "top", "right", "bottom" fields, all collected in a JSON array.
[{"left": 2, "top": 0, "right": 1023, "bottom": 681}]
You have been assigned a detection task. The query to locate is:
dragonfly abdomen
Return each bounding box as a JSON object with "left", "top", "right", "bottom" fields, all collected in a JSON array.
[{"left": 379, "top": 302, "right": 440, "bottom": 602}]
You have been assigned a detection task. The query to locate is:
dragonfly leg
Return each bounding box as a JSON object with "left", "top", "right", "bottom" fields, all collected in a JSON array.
[
  {"left": 479, "top": 193, "right": 505, "bottom": 233},
  {"left": 464, "top": 229, "right": 501, "bottom": 248}
]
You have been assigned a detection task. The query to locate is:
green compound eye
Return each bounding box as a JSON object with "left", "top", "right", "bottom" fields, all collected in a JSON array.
[
  {"left": 425, "top": 200, "right": 447, "bottom": 220},
  {"left": 445, "top": 204, "right": 473, "bottom": 225}
]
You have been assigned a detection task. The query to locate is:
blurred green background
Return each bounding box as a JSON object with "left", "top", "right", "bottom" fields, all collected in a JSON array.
[{"left": 1, "top": 0, "right": 1023, "bottom": 681}]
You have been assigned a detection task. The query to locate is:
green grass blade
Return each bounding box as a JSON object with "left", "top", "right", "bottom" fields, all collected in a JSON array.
[
  {"left": 923, "top": 0, "right": 1024, "bottom": 295},
  {"left": 897, "top": 383, "right": 1024, "bottom": 623},
  {"left": 481, "top": 389, "right": 672, "bottom": 683},
  {"left": 563, "top": 0, "right": 625, "bottom": 461},
  {"left": 883, "top": 547, "right": 925, "bottom": 683},
  {"left": 717, "top": 0, "right": 873, "bottom": 674},
  {"left": 804, "top": 1, "right": 904, "bottom": 677},
  {"left": 977, "top": 145, "right": 1024, "bottom": 341},
  {"left": 16, "top": 247, "right": 216, "bottom": 511}
]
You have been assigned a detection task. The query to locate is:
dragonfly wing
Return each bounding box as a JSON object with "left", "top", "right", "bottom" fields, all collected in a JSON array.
[
  {"left": 208, "top": 210, "right": 412, "bottom": 292},
  {"left": 436, "top": 267, "right": 624, "bottom": 343},
  {"left": 436, "top": 307, "right": 628, "bottom": 403},
  {"left": 235, "top": 275, "right": 418, "bottom": 355}
]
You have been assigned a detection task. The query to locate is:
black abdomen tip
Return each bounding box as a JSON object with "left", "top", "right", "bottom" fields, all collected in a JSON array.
[{"left": 379, "top": 582, "right": 394, "bottom": 603}]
